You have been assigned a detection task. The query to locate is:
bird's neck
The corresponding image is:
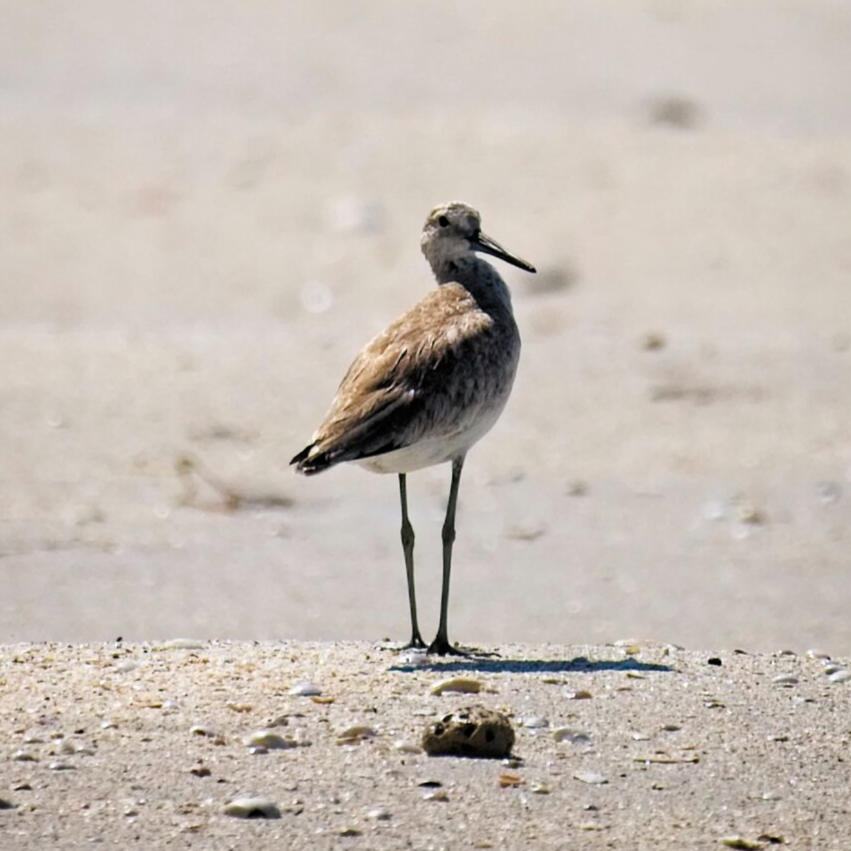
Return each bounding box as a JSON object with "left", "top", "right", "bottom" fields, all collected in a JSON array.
[{"left": 433, "top": 255, "right": 514, "bottom": 315}]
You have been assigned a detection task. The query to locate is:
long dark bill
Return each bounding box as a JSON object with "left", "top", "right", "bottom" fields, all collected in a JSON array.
[{"left": 471, "top": 232, "right": 536, "bottom": 273}]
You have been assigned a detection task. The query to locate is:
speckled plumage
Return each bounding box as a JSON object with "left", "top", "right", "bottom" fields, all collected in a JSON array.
[
  {"left": 291, "top": 202, "right": 531, "bottom": 475},
  {"left": 291, "top": 202, "right": 535, "bottom": 654}
]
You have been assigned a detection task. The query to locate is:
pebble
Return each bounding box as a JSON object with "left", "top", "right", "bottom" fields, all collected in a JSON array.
[
  {"left": 366, "top": 807, "right": 392, "bottom": 821},
  {"left": 771, "top": 674, "right": 799, "bottom": 686},
  {"left": 422, "top": 705, "right": 514, "bottom": 759},
  {"left": 0, "top": 798, "right": 15, "bottom": 810},
  {"left": 430, "top": 677, "right": 482, "bottom": 696},
  {"left": 223, "top": 797, "right": 281, "bottom": 819},
  {"left": 48, "top": 761, "right": 76, "bottom": 771},
  {"left": 822, "top": 663, "right": 843, "bottom": 675},
  {"left": 530, "top": 783, "right": 551, "bottom": 795},
  {"left": 12, "top": 750, "right": 38, "bottom": 762},
  {"left": 553, "top": 728, "right": 591, "bottom": 744},
  {"left": 573, "top": 771, "right": 608, "bottom": 785},
  {"left": 393, "top": 740, "right": 422, "bottom": 754},
  {"left": 288, "top": 682, "right": 322, "bottom": 697},
  {"left": 827, "top": 669, "right": 851, "bottom": 684},
  {"left": 244, "top": 729, "right": 297, "bottom": 750}
]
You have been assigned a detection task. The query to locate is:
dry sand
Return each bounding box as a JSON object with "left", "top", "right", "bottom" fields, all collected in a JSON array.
[
  {"left": 2, "top": 640, "right": 849, "bottom": 850},
  {"left": 2, "top": 1, "right": 851, "bottom": 846}
]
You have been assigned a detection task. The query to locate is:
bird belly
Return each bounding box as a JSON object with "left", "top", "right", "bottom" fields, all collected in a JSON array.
[{"left": 355, "top": 399, "right": 508, "bottom": 474}]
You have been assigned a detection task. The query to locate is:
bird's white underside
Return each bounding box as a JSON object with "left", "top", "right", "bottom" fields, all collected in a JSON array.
[{"left": 355, "top": 400, "right": 508, "bottom": 474}]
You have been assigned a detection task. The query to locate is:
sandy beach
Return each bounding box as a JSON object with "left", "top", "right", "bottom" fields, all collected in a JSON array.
[{"left": 1, "top": 1, "right": 851, "bottom": 846}]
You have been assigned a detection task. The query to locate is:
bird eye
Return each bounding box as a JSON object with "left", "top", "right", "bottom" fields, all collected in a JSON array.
[{"left": 438, "top": 215, "right": 449, "bottom": 228}]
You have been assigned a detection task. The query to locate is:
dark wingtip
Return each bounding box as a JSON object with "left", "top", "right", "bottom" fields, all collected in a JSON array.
[{"left": 290, "top": 443, "right": 332, "bottom": 475}]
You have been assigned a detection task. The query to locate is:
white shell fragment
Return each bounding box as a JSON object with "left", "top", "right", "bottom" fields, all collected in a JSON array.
[
  {"left": 827, "top": 669, "right": 851, "bottom": 684},
  {"left": 771, "top": 674, "right": 799, "bottom": 686},
  {"left": 573, "top": 771, "right": 608, "bottom": 785},
  {"left": 519, "top": 715, "right": 549, "bottom": 729},
  {"left": 553, "top": 728, "right": 591, "bottom": 744},
  {"left": 223, "top": 797, "right": 281, "bottom": 819},
  {"left": 288, "top": 682, "right": 322, "bottom": 697},
  {"left": 244, "top": 729, "right": 297, "bottom": 750},
  {"left": 337, "top": 725, "right": 377, "bottom": 744},
  {"left": 430, "top": 677, "right": 482, "bottom": 696}
]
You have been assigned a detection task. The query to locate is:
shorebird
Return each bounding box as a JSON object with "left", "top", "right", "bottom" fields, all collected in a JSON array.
[{"left": 291, "top": 202, "right": 535, "bottom": 655}]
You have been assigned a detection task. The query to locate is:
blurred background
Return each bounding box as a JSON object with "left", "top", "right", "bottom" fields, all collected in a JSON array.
[{"left": 1, "top": 1, "right": 850, "bottom": 652}]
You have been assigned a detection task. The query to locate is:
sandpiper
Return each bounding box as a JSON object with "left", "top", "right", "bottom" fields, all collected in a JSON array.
[{"left": 291, "top": 202, "right": 535, "bottom": 655}]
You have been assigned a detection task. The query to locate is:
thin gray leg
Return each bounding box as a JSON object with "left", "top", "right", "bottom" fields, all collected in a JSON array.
[
  {"left": 399, "top": 473, "right": 426, "bottom": 649},
  {"left": 428, "top": 455, "right": 466, "bottom": 656}
]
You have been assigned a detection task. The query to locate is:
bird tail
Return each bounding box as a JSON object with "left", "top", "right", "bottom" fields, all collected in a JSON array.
[{"left": 290, "top": 443, "right": 333, "bottom": 475}]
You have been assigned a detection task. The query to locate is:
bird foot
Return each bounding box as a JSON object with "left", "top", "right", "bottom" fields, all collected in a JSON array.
[
  {"left": 401, "top": 634, "right": 428, "bottom": 651},
  {"left": 427, "top": 638, "right": 501, "bottom": 658},
  {"left": 427, "top": 636, "right": 469, "bottom": 657}
]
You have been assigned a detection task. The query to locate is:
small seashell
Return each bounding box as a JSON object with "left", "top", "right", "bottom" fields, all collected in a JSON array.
[
  {"left": 423, "top": 789, "right": 449, "bottom": 802},
  {"left": 822, "top": 663, "right": 842, "bottom": 675},
  {"left": 498, "top": 772, "right": 524, "bottom": 788},
  {"left": 223, "top": 797, "right": 281, "bottom": 819},
  {"left": 396, "top": 649, "right": 429, "bottom": 667},
  {"left": 48, "top": 761, "right": 75, "bottom": 771},
  {"left": 806, "top": 649, "right": 831, "bottom": 660},
  {"left": 828, "top": 669, "right": 851, "bottom": 684},
  {"left": 519, "top": 716, "right": 549, "bottom": 729},
  {"left": 572, "top": 771, "right": 608, "bottom": 785},
  {"left": 566, "top": 689, "right": 592, "bottom": 700},
  {"left": 226, "top": 702, "right": 252, "bottom": 713},
  {"left": 430, "top": 677, "right": 482, "bottom": 696},
  {"left": 772, "top": 674, "right": 798, "bottom": 686},
  {"left": 530, "top": 783, "right": 551, "bottom": 794},
  {"left": 720, "top": 838, "right": 764, "bottom": 850},
  {"left": 337, "top": 827, "right": 362, "bottom": 837},
  {"left": 310, "top": 696, "right": 335, "bottom": 704},
  {"left": 190, "top": 725, "right": 219, "bottom": 737},
  {"left": 288, "top": 682, "right": 321, "bottom": 697},
  {"left": 630, "top": 732, "right": 651, "bottom": 741},
  {"left": 244, "top": 729, "right": 296, "bottom": 750},
  {"left": 366, "top": 807, "right": 392, "bottom": 821},
  {"left": 393, "top": 740, "right": 422, "bottom": 754},
  {"left": 12, "top": 750, "right": 37, "bottom": 762},
  {"left": 336, "top": 725, "right": 377, "bottom": 744},
  {"left": 553, "top": 728, "right": 591, "bottom": 744}
]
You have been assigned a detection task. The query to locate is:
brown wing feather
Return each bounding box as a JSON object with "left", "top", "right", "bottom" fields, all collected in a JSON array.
[{"left": 291, "top": 285, "right": 498, "bottom": 473}]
